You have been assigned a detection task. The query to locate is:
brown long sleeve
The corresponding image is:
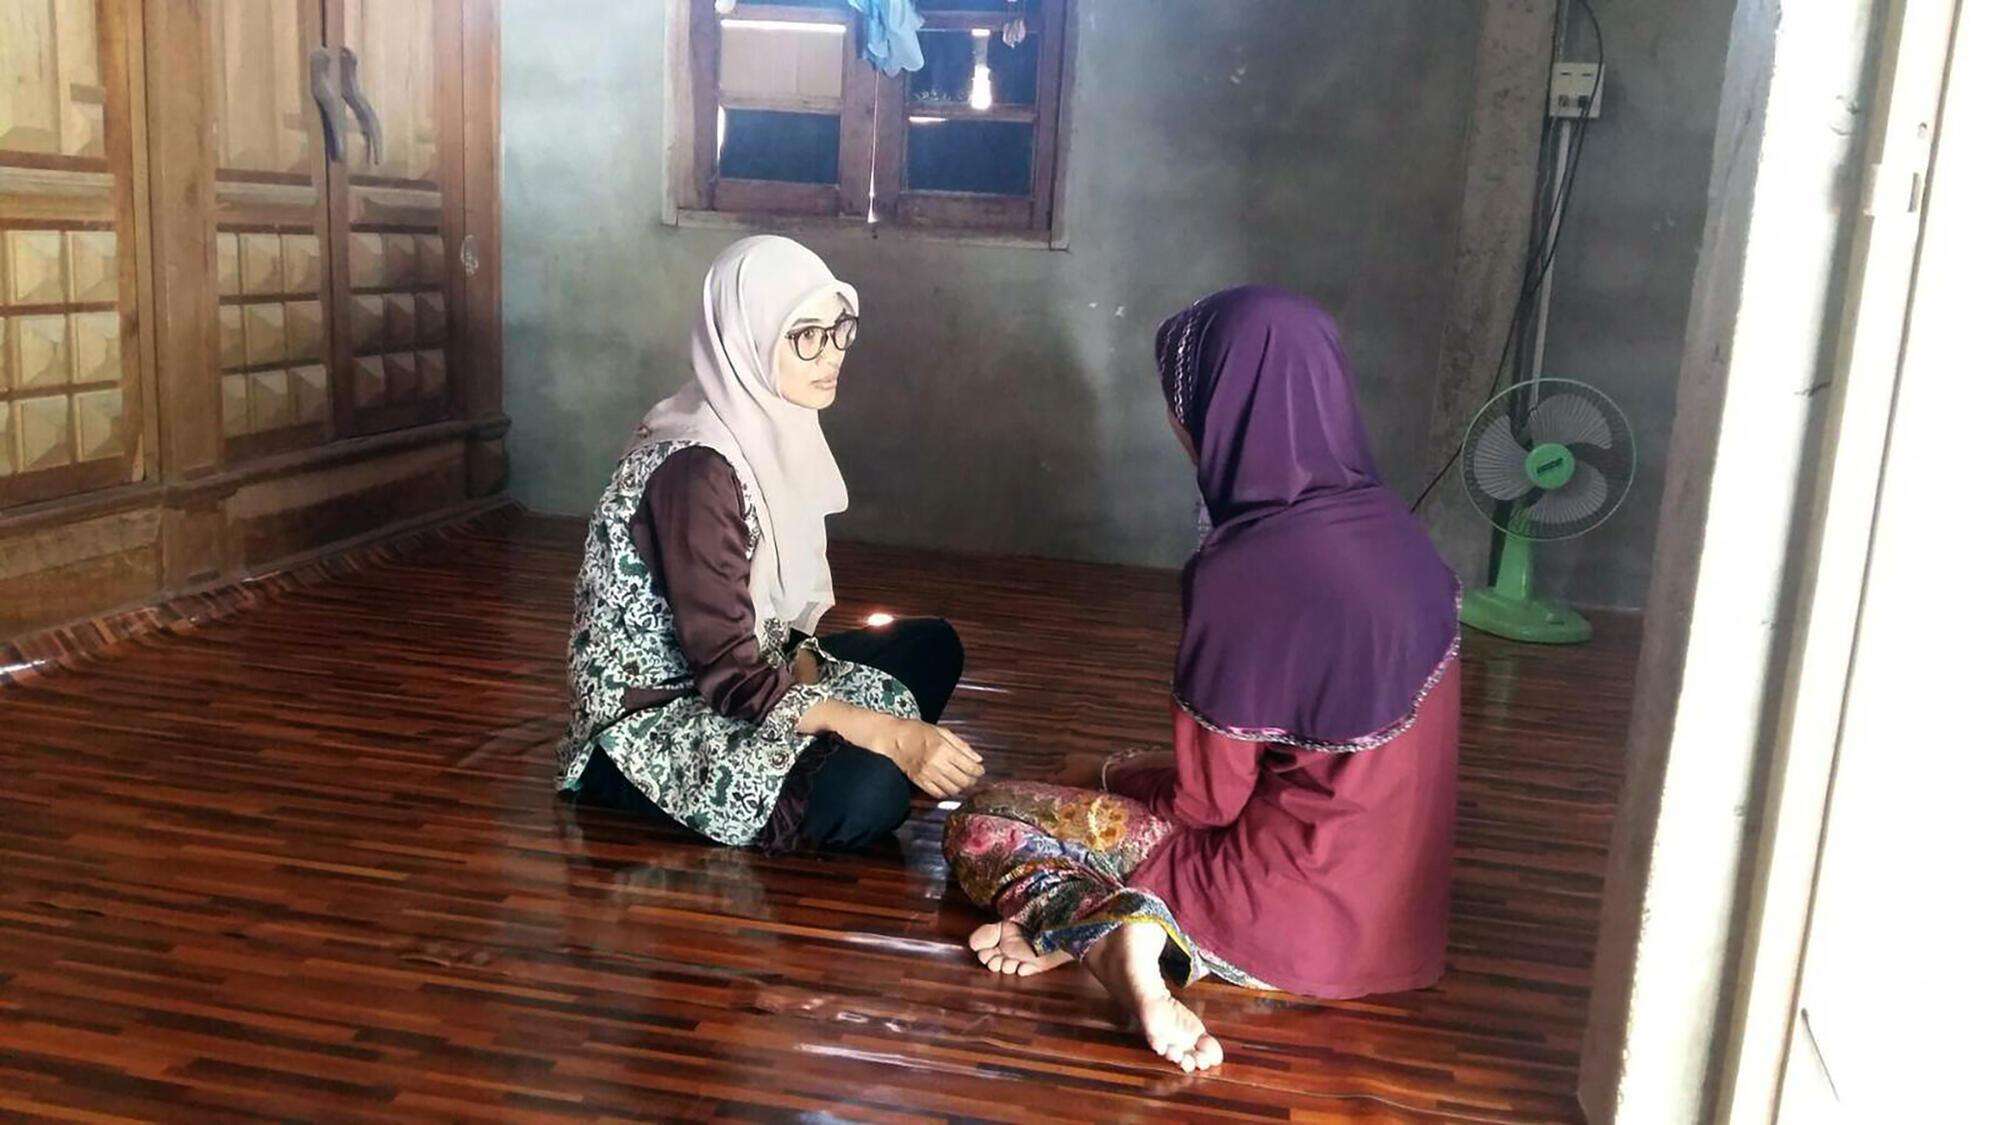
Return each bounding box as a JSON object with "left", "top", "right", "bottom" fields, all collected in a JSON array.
[{"left": 630, "top": 446, "right": 798, "bottom": 723}]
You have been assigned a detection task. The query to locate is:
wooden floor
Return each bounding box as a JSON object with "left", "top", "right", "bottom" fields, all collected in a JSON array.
[{"left": 0, "top": 510, "right": 1636, "bottom": 1123}]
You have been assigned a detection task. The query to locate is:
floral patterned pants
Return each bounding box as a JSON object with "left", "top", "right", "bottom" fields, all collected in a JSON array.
[{"left": 944, "top": 781, "right": 1258, "bottom": 987}]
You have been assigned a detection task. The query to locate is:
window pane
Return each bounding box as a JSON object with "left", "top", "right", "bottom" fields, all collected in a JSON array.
[
  {"left": 719, "top": 19, "right": 845, "bottom": 108},
  {"left": 907, "top": 119, "right": 1034, "bottom": 195},
  {"left": 917, "top": 0, "right": 1036, "bottom": 11},
  {"left": 719, "top": 109, "right": 839, "bottom": 184},
  {"left": 908, "top": 30, "right": 1039, "bottom": 108}
]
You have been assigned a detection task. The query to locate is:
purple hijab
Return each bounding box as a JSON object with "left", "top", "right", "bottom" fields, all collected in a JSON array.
[{"left": 1156, "top": 287, "right": 1459, "bottom": 751}]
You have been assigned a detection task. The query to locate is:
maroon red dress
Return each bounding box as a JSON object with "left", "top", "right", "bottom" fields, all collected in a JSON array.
[
  {"left": 942, "top": 659, "right": 1458, "bottom": 998},
  {"left": 1111, "top": 661, "right": 1459, "bottom": 997},
  {"left": 943, "top": 288, "right": 1461, "bottom": 996}
]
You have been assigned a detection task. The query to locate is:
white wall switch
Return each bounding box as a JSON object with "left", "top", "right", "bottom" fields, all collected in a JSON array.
[{"left": 1549, "top": 62, "right": 1604, "bottom": 120}]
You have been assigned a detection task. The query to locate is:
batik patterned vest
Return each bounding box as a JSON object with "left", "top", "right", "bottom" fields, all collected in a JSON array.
[{"left": 557, "top": 440, "right": 915, "bottom": 844}]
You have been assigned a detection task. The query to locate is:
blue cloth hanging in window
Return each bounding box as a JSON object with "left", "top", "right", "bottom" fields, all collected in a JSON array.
[{"left": 847, "top": 0, "right": 925, "bottom": 76}]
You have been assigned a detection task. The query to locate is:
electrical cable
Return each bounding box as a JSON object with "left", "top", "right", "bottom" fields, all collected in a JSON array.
[{"left": 1411, "top": 0, "right": 1605, "bottom": 513}]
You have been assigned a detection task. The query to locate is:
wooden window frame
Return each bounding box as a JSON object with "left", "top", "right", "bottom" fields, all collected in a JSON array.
[{"left": 668, "top": 0, "right": 1072, "bottom": 240}]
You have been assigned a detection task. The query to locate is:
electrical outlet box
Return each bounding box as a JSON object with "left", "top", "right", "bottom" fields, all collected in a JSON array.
[{"left": 1549, "top": 62, "right": 1604, "bottom": 120}]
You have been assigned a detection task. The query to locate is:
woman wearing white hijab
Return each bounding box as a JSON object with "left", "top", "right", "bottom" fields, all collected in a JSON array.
[{"left": 557, "top": 236, "right": 982, "bottom": 850}]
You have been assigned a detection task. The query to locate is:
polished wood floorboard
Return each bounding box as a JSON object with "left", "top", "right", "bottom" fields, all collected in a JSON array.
[{"left": 0, "top": 510, "right": 1635, "bottom": 1123}]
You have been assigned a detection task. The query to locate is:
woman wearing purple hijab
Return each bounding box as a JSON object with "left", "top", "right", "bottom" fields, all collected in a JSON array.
[{"left": 943, "top": 287, "right": 1462, "bottom": 1072}]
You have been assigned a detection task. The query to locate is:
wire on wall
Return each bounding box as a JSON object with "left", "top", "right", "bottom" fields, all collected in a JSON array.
[{"left": 1411, "top": 0, "right": 1606, "bottom": 513}]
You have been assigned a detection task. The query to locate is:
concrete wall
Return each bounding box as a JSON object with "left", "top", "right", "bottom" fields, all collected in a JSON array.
[
  {"left": 1532, "top": 0, "right": 1740, "bottom": 607},
  {"left": 501, "top": 0, "right": 1483, "bottom": 568},
  {"left": 1415, "top": 0, "right": 1559, "bottom": 604}
]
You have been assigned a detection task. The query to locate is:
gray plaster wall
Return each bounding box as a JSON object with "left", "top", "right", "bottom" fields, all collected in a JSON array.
[
  {"left": 1530, "top": 0, "right": 1740, "bottom": 608},
  {"left": 501, "top": 0, "right": 1483, "bottom": 567}
]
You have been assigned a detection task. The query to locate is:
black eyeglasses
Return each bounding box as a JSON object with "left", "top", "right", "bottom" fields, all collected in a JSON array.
[{"left": 787, "top": 315, "right": 859, "bottom": 361}]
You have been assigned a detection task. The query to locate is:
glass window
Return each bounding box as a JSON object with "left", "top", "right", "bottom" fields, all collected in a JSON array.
[
  {"left": 718, "top": 109, "right": 840, "bottom": 184},
  {"left": 907, "top": 119, "right": 1034, "bottom": 195},
  {"left": 909, "top": 30, "right": 1039, "bottom": 109}
]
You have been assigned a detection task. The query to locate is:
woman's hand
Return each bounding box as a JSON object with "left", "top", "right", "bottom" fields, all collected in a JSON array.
[
  {"left": 864, "top": 716, "right": 984, "bottom": 798},
  {"left": 795, "top": 701, "right": 985, "bottom": 798},
  {"left": 1056, "top": 752, "right": 1110, "bottom": 787},
  {"left": 1101, "top": 749, "right": 1175, "bottom": 792},
  {"left": 1108, "top": 749, "right": 1175, "bottom": 776}
]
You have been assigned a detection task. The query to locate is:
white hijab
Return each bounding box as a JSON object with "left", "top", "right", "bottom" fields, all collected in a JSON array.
[{"left": 626, "top": 236, "right": 856, "bottom": 634}]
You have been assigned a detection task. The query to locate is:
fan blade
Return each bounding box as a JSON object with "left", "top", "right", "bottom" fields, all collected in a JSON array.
[
  {"left": 1527, "top": 459, "right": 1609, "bottom": 529},
  {"left": 1528, "top": 392, "right": 1615, "bottom": 449},
  {"left": 1470, "top": 416, "right": 1535, "bottom": 501}
]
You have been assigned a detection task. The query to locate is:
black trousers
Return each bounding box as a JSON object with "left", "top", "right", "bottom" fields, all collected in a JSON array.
[
  {"left": 576, "top": 617, "right": 963, "bottom": 851},
  {"left": 815, "top": 616, "right": 962, "bottom": 725}
]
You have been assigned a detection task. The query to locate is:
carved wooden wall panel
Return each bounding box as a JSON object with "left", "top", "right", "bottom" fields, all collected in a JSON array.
[
  {"left": 207, "top": 0, "right": 332, "bottom": 461},
  {"left": 0, "top": 0, "right": 144, "bottom": 508},
  {"left": 333, "top": 0, "right": 461, "bottom": 436},
  {"left": 0, "top": 0, "right": 504, "bottom": 645}
]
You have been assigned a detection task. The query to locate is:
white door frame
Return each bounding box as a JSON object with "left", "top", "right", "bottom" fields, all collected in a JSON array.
[
  {"left": 1575, "top": 0, "right": 1946, "bottom": 1117},
  {"left": 1715, "top": 0, "right": 1960, "bottom": 1119}
]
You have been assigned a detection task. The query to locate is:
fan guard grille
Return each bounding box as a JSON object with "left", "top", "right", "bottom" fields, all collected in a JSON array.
[{"left": 1459, "top": 378, "right": 1636, "bottom": 541}]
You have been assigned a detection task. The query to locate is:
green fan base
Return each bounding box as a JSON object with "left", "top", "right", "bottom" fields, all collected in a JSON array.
[
  {"left": 1459, "top": 586, "right": 1593, "bottom": 644},
  {"left": 1459, "top": 526, "right": 1593, "bottom": 645}
]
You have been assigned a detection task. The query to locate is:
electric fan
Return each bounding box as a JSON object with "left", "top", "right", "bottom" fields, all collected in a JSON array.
[{"left": 1459, "top": 377, "right": 1635, "bottom": 644}]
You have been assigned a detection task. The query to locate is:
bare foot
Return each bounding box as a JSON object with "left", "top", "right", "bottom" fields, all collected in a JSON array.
[
  {"left": 1083, "top": 922, "right": 1224, "bottom": 1073},
  {"left": 968, "top": 921, "right": 1074, "bottom": 976}
]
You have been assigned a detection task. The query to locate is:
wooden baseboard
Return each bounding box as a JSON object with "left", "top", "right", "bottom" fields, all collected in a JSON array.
[
  {"left": 1, "top": 496, "right": 522, "bottom": 690},
  {"left": 0, "top": 415, "right": 512, "bottom": 538}
]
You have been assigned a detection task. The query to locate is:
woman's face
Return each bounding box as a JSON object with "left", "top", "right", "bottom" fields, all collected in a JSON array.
[{"left": 773, "top": 290, "right": 854, "bottom": 410}]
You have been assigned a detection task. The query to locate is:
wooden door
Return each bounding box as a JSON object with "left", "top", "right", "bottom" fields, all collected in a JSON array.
[
  {"left": 206, "top": 0, "right": 333, "bottom": 461},
  {"left": 0, "top": 0, "right": 146, "bottom": 507},
  {"left": 0, "top": 0, "right": 500, "bottom": 642},
  {"left": 328, "top": 0, "right": 462, "bottom": 437}
]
